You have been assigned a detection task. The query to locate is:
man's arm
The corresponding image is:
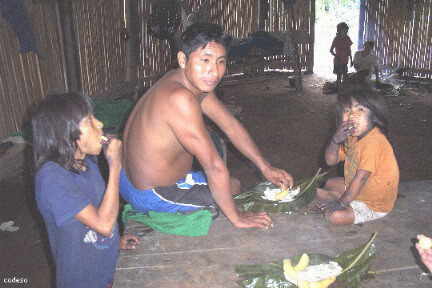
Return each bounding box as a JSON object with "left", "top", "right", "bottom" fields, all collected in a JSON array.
[
  {"left": 167, "top": 89, "right": 271, "bottom": 229},
  {"left": 201, "top": 92, "right": 293, "bottom": 188}
]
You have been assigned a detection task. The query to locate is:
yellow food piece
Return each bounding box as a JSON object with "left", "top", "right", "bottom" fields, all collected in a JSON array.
[
  {"left": 419, "top": 235, "right": 432, "bottom": 249},
  {"left": 298, "top": 280, "right": 310, "bottom": 288},
  {"left": 294, "top": 253, "right": 310, "bottom": 271},
  {"left": 309, "top": 282, "right": 322, "bottom": 288},
  {"left": 283, "top": 259, "right": 298, "bottom": 280},
  {"left": 275, "top": 189, "right": 289, "bottom": 200}
]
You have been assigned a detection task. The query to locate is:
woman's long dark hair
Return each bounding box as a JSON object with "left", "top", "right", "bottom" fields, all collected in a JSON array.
[{"left": 32, "top": 92, "right": 93, "bottom": 171}]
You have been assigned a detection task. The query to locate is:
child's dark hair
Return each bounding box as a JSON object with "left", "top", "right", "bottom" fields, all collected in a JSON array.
[
  {"left": 337, "top": 84, "right": 389, "bottom": 134},
  {"left": 336, "top": 22, "right": 349, "bottom": 36},
  {"left": 32, "top": 92, "right": 93, "bottom": 171},
  {"left": 179, "top": 23, "right": 231, "bottom": 58}
]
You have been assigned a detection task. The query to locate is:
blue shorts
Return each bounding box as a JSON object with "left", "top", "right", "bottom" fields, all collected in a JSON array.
[{"left": 120, "top": 170, "right": 216, "bottom": 213}]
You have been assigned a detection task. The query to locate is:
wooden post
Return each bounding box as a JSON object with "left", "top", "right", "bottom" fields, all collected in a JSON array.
[
  {"left": 289, "top": 4, "right": 302, "bottom": 91},
  {"left": 309, "top": 0, "right": 315, "bottom": 73},
  {"left": 358, "top": 0, "right": 366, "bottom": 50},
  {"left": 56, "top": 0, "right": 81, "bottom": 93},
  {"left": 125, "top": 0, "right": 139, "bottom": 83}
]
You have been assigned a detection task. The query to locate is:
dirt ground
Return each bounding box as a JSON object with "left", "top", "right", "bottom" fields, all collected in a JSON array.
[
  {"left": 0, "top": 73, "right": 431, "bottom": 287},
  {"left": 220, "top": 73, "right": 432, "bottom": 189}
]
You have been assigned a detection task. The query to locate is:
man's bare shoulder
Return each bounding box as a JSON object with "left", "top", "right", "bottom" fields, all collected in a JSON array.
[{"left": 163, "top": 85, "right": 201, "bottom": 116}]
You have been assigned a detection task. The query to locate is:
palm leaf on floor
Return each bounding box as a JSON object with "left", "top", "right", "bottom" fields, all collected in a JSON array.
[
  {"left": 235, "top": 233, "right": 377, "bottom": 288},
  {"left": 234, "top": 168, "right": 327, "bottom": 213}
]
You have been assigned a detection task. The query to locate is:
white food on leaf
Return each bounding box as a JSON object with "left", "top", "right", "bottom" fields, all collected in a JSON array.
[
  {"left": 418, "top": 235, "right": 432, "bottom": 250},
  {"left": 262, "top": 186, "right": 301, "bottom": 202},
  {"left": 284, "top": 261, "right": 342, "bottom": 283}
]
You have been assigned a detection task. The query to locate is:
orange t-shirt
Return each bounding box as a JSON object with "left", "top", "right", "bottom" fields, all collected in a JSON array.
[{"left": 339, "top": 127, "right": 399, "bottom": 212}]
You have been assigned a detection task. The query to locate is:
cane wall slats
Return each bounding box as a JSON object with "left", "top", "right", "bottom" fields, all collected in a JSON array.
[
  {"left": 362, "top": 0, "right": 432, "bottom": 78},
  {"left": 72, "top": 0, "right": 127, "bottom": 97},
  {"left": 0, "top": 1, "right": 65, "bottom": 139}
]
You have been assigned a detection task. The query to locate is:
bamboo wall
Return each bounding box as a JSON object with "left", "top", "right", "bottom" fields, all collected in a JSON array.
[
  {"left": 1, "top": 0, "right": 431, "bottom": 139},
  {"left": 0, "top": 1, "right": 65, "bottom": 139},
  {"left": 262, "top": 0, "right": 314, "bottom": 71},
  {"left": 362, "top": 0, "right": 432, "bottom": 78},
  {"left": 72, "top": 0, "right": 127, "bottom": 97},
  {"left": 136, "top": 0, "right": 313, "bottom": 86}
]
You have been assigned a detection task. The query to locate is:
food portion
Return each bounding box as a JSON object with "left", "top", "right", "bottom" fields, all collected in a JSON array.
[
  {"left": 418, "top": 234, "right": 432, "bottom": 250},
  {"left": 283, "top": 253, "right": 342, "bottom": 288},
  {"left": 101, "top": 135, "right": 109, "bottom": 145},
  {"left": 262, "top": 186, "right": 301, "bottom": 202}
]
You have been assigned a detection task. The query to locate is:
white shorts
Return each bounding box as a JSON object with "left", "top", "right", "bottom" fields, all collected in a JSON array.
[{"left": 350, "top": 200, "right": 388, "bottom": 224}]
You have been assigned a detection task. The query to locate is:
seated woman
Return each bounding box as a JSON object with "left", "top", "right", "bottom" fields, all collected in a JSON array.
[{"left": 352, "top": 40, "right": 380, "bottom": 83}]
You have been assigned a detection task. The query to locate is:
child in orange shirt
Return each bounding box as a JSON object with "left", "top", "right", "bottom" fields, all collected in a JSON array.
[
  {"left": 316, "top": 86, "right": 399, "bottom": 225},
  {"left": 330, "top": 22, "right": 353, "bottom": 88}
]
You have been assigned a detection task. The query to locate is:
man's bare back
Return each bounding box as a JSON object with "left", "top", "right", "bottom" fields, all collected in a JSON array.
[
  {"left": 123, "top": 70, "right": 196, "bottom": 190},
  {"left": 120, "top": 23, "right": 293, "bottom": 229}
]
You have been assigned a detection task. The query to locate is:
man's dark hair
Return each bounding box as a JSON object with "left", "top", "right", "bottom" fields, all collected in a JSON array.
[
  {"left": 32, "top": 92, "right": 93, "bottom": 171},
  {"left": 179, "top": 23, "right": 231, "bottom": 57},
  {"left": 337, "top": 84, "right": 389, "bottom": 134}
]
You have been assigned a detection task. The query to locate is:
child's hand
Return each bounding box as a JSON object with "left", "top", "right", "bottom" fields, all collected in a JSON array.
[
  {"left": 332, "top": 120, "right": 355, "bottom": 144},
  {"left": 320, "top": 200, "right": 347, "bottom": 213},
  {"left": 120, "top": 234, "right": 140, "bottom": 250},
  {"left": 104, "top": 138, "right": 122, "bottom": 168}
]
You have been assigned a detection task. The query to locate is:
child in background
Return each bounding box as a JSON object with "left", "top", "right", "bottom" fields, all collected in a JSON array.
[
  {"left": 330, "top": 22, "right": 353, "bottom": 88},
  {"left": 315, "top": 85, "right": 399, "bottom": 225},
  {"left": 33, "top": 92, "right": 139, "bottom": 288}
]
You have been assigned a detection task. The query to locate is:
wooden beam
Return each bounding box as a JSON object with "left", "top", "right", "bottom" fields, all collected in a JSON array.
[
  {"left": 309, "top": 0, "right": 315, "bottom": 73},
  {"left": 125, "top": 0, "right": 139, "bottom": 82},
  {"left": 56, "top": 0, "right": 81, "bottom": 92},
  {"left": 358, "top": 0, "right": 366, "bottom": 49}
]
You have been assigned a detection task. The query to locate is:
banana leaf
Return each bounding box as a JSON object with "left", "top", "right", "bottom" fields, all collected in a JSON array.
[
  {"left": 234, "top": 169, "right": 327, "bottom": 213},
  {"left": 236, "top": 233, "right": 377, "bottom": 288}
]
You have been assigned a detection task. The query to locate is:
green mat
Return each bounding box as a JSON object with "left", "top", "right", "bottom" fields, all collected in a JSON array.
[{"left": 122, "top": 204, "right": 214, "bottom": 237}]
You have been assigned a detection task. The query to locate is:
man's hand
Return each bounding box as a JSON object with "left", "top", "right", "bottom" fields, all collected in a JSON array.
[
  {"left": 262, "top": 166, "right": 294, "bottom": 189},
  {"left": 232, "top": 211, "right": 273, "bottom": 229}
]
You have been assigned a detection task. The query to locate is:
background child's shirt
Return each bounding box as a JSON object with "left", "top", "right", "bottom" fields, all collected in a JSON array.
[
  {"left": 331, "top": 35, "right": 353, "bottom": 65},
  {"left": 339, "top": 127, "right": 399, "bottom": 212},
  {"left": 35, "top": 157, "right": 119, "bottom": 288}
]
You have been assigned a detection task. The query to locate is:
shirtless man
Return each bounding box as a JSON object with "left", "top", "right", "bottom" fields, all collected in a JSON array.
[{"left": 121, "top": 23, "right": 293, "bottom": 229}]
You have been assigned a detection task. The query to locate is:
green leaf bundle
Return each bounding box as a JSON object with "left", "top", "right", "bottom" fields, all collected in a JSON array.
[
  {"left": 235, "top": 233, "right": 377, "bottom": 288},
  {"left": 234, "top": 169, "right": 327, "bottom": 213}
]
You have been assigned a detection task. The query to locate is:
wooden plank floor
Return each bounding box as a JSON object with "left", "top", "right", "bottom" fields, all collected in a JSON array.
[{"left": 114, "top": 181, "right": 432, "bottom": 288}]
